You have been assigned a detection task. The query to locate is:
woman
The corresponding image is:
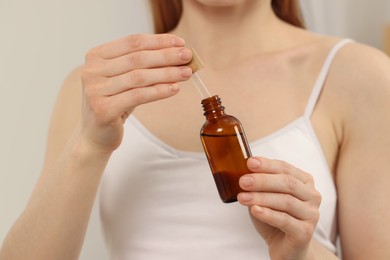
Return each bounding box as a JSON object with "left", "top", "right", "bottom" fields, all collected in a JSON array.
[{"left": 1, "top": 0, "right": 390, "bottom": 259}]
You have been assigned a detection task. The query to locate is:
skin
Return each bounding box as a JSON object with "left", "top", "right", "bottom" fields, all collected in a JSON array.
[{"left": 1, "top": 0, "right": 390, "bottom": 259}]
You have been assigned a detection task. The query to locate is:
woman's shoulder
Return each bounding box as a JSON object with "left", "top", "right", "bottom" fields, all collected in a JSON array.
[
  {"left": 302, "top": 31, "right": 390, "bottom": 72},
  {"left": 300, "top": 30, "right": 390, "bottom": 97},
  {"left": 323, "top": 36, "right": 390, "bottom": 134},
  {"left": 334, "top": 38, "right": 390, "bottom": 78},
  {"left": 329, "top": 38, "right": 390, "bottom": 99}
]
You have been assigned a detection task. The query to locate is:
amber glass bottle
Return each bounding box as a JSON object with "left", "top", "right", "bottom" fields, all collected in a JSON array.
[{"left": 200, "top": 95, "right": 252, "bottom": 203}]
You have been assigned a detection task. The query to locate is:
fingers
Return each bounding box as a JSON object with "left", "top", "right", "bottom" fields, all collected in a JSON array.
[
  {"left": 81, "top": 33, "right": 194, "bottom": 121},
  {"left": 247, "top": 157, "right": 314, "bottom": 184},
  {"left": 101, "top": 66, "right": 192, "bottom": 96},
  {"left": 83, "top": 33, "right": 193, "bottom": 97},
  {"left": 241, "top": 157, "right": 321, "bottom": 202},
  {"left": 239, "top": 173, "right": 315, "bottom": 202},
  {"left": 237, "top": 156, "right": 322, "bottom": 246},
  {"left": 82, "top": 82, "right": 180, "bottom": 128},
  {"left": 95, "top": 34, "right": 185, "bottom": 59},
  {"left": 100, "top": 47, "right": 193, "bottom": 77},
  {"left": 106, "top": 83, "right": 180, "bottom": 118},
  {"left": 250, "top": 205, "right": 317, "bottom": 244},
  {"left": 238, "top": 192, "right": 315, "bottom": 220}
]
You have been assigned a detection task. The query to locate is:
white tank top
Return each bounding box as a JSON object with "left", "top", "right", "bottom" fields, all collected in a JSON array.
[{"left": 99, "top": 39, "right": 352, "bottom": 259}]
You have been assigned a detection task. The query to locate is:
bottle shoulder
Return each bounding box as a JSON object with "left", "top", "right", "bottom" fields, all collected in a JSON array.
[{"left": 201, "top": 114, "right": 244, "bottom": 135}]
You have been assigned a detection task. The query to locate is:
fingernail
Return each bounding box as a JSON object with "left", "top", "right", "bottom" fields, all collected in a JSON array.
[
  {"left": 180, "top": 66, "right": 192, "bottom": 78},
  {"left": 238, "top": 192, "right": 252, "bottom": 202},
  {"left": 247, "top": 158, "right": 261, "bottom": 169},
  {"left": 169, "top": 83, "right": 179, "bottom": 92},
  {"left": 240, "top": 175, "right": 254, "bottom": 187},
  {"left": 173, "top": 37, "right": 185, "bottom": 47},
  {"left": 179, "top": 48, "right": 192, "bottom": 61},
  {"left": 252, "top": 205, "right": 264, "bottom": 214}
]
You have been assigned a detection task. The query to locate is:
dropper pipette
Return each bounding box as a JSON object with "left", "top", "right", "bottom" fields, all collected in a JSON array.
[
  {"left": 186, "top": 48, "right": 211, "bottom": 99},
  {"left": 191, "top": 72, "right": 211, "bottom": 99}
]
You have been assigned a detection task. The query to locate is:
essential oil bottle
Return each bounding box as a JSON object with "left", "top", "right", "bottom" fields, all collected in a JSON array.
[
  {"left": 186, "top": 48, "right": 252, "bottom": 203},
  {"left": 200, "top": 95, "right": 252, "bottom": 203}
]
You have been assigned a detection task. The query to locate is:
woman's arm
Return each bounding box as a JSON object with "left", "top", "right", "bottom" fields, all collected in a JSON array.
[
  {"left": 335, "top": 44, "right": 390, "bottom": 259},
  {"left": 0, "top": 34, "right": 192, "bottom": 260},
  {"left": 0, "top": 68, "right": 111, "bottom": 260}
]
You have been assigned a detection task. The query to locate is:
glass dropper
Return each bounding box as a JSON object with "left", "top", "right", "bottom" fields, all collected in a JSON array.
[{"left": 186, "top": 48, "right": 212, "bottom": 99}]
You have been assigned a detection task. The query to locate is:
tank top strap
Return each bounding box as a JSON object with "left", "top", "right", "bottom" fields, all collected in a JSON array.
[{"left": 304, "top": 39, "right": 354, "bottom": 118}]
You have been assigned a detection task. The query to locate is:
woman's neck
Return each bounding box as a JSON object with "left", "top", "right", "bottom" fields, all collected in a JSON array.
[{"left": 171, "top": 0, "right": 295, "bottom": 68}]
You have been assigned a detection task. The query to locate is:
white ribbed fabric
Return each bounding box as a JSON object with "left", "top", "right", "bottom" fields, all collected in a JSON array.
[{"left": 99, "top": 39, "right": 353, "bottom": 260}]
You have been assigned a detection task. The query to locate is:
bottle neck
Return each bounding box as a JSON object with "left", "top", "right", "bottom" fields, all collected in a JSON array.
[{"left": 201, "top": 95, "right": 225, "bottom": 120}]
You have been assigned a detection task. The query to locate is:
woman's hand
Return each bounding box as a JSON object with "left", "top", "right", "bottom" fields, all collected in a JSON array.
[
  {"left": 238, "top": 157, "right": 322, "bottom": 260},
  {"left": 80, "top": 34, "right": 193, "bottom": 153}
]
